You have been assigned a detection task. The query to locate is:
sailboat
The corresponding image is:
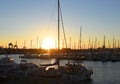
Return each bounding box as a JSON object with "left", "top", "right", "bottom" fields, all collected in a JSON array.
[
  {"left": 25, "top": 0, "right": 62, "bottom": 80},
  {"left": 25, "top": 0, "right": 93, "bottom": 83}
]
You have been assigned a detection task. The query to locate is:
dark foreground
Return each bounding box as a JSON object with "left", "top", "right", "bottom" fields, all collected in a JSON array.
[{"left": 0, "top": 78, "right": 93, "bottom": 84}]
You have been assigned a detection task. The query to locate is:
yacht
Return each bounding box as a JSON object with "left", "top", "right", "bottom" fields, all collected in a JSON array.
[
  {"left": 0, "top": 54, "right": 19, "bottom": 79},
  {"left": 26, "top": 59, "right": 62, "bottom": 78},
  {"left": 62, "top": 61, "right": 93, "bottom": 81}
]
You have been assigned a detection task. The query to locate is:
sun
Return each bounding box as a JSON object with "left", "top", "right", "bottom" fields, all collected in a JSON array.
[{"left": 41, "top": 38, "right": 55, "bottom": 49}]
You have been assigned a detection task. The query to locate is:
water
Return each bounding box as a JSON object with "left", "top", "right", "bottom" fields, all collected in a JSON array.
[
  {"left": 0, "top": 54, "right": 120, "bottom": 84},
  {"left": 85, "top": 61, "right": 120, "bottom": 84}
]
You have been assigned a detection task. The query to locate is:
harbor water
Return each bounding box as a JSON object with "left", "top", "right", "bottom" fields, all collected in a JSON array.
[{"left": 0, "top": 54, "right": 120, "bottom": 84}]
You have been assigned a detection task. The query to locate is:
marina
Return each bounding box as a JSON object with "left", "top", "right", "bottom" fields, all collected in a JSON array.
[
  {"left": 0, "top": 54, "right": 120, "bottom": 84},
  {"left": 0, "top": 54, "right": 93, "bottom": 83},
  {"left": 0, "top": 0, "right": 120, "bottom": 84}
]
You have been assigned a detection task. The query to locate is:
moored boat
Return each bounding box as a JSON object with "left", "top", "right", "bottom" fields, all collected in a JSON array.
[
  {"left": 26, "top": 59, "right": 62, "bottom": 78},
  {"left": 62, "top": 61, "right": 93, "bottom": 81},
  {"left": 0, "top": 54, "right": 19, "bottom": 79}
]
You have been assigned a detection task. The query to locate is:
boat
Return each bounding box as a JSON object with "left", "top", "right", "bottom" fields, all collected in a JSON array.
[
  {"left": 19, "top": 52, "right": 40, "bottom": 59},
  {"left": 19, "top": 53, "right": 53, "bottom": 59},
  {"left": 26, "top": 59, "right": 61, "bottom": 79},
  {"left": 28, "top": 0, "right": 93, "bottom": 81},
  {"left": 0, "top": 54, "right": 19, "bottom": 79},
  {"left": 24, "top": 0, "right": 62, "bottom": 82},
  {"left": 19, "top": 60, "right": 39, "bottom": 76},
  {"left": 62, "top": 61, "right": 93, "bottom": 81},
  {"left": 25, "top": 60, "right": 61, "bottom": 84},
  {"left": 25, "top": 0, "right": 93, "bottom": 82},
  {"left": 0, "top": 53, "right": 39, "bottom": 80},
  {"left": 37, "top": 0, "right": 62, "bottom": 78}
]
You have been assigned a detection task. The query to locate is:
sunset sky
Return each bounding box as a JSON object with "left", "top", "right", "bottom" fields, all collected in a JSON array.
[{"left": 0, "top": 0, "right": 120, "bottom": 49}]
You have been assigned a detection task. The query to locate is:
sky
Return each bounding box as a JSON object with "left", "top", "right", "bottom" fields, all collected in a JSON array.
[{"left": 0, "top": 0, "right": 120, "bottom": 49}]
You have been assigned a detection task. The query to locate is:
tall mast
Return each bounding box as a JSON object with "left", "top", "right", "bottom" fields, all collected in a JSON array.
[
  {"left": 58, "top": 0, "right": 60, "bottom": 67},
  {"left": 58, "top": 0, "right": 60, "bottom": 51}
]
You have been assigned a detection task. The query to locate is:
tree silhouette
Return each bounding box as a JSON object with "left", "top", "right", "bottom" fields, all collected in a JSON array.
[{"left": 8, "top": 42, "right": 13, "bottom": 48}]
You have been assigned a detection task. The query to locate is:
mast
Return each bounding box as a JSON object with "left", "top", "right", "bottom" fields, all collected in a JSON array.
[
  {"left": 37, "top": 36, "right": 38, "bottom": 48},
  {"left": 79, "top": 26, "right": 82, "bottom": 49},
  {"left": 108, "top": 40, "right": 110, "bottom": 48},
  {"left": 118, "top": 40, "right": 119, "bottom": 48},
  {"left": 69, "top": 37, "right": 71, "bottom": 49},
  {"left": 94, "top": 37, "right": 97, "bottom": 49},
  {"left": 58, "top": 0, "right": 60, "bottom": 68},
  {"left": 88, "top": 37, "right": 91, "bottom": 49},
  {"left": 30, "top": 40, "right": 32, "bottom": 49},
  {"left": 103, "top": 35, "right": 105, "bottom": 48},
  {"left": 23, "top": 40, "right": 26, "bottom": 49},
  {"left": 58, "top": 0, "right": 60, "bottom": 51},
  {"left": 113, "top": 36, "right": 114, "bottom": 48}
]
